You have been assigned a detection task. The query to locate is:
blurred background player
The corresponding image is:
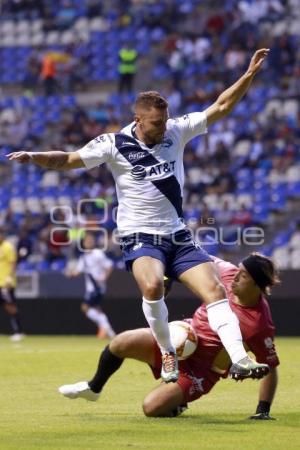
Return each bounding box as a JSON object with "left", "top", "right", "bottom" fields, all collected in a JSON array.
[
  {"left": 0, "top": 226, "right": 25, "bottom": 342},
  {"left": 59, "top": 252, "right": 279, "bottom": 419},
  {"left": 67, "top": 232, "right": 115, "bottom": 339}
]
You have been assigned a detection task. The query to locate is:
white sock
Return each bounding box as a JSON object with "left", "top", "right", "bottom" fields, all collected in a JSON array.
[
  {"left": 206, "top": 299, "right": 247, "bottom": 363},
  {"left": 142, "top": 296, "right": 175, "bottom": 354},
  {"left": 97, "top": 312, "right": 116, "bottom": 338},
  {"left": 86, "top": 307, "right": 102, "bottom": 325},
  {"left": 86, "top": 308, "right": 115, "bottom": 338}
]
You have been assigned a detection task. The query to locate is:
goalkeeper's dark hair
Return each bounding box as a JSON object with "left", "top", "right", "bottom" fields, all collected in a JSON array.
[{"left": 242, "top": 252, "right": 280, "bottom": 295}]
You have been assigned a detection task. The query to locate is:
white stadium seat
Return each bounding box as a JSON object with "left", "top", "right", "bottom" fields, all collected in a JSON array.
[
  {"left": 290, "top": 249, "right": 300, "bottom": 269},
  {"left": 74, "top": 17, "right": 89, "bottom": 32},
  {"left": 45, "top": 31, "right": 60, "bottom": 45},
  {"left": 31, "top": 32, "right": 45, "bottom": 46},
  {"left": 232, "top": 139, "right": 251, "bottom": 157},
  {"left": 272, "top": 246, "right": 290, "bottom": 269},
  {"left": 236, "top": 193, "right": 253, "bottom": 209},
  {"left": 41, "top": 171, "right": 60, "bottom": 188},
  {"left": 283, "top": 99, "right": 298, "bottom": 119},
  {"left": 289, "top": 232, "right": 300, "bottom": 250}
]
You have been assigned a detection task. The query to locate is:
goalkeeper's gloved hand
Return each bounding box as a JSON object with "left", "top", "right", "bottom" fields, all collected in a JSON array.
[{"left": 249, "top": 412, "right": 276, "bottom": 420}]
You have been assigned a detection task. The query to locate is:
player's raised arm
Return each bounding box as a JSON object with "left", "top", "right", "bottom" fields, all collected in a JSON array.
[
  {"left": 6, "top": 150, "right": 85, "bottom": 170},
  {"left": 205, "top": 48, "right": 269, "bottom": 126}
]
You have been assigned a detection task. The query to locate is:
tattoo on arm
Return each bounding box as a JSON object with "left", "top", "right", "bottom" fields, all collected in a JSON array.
[
  {"left": 33, "top": 151, "right": 69, "bottom": 169},
  {"left": 45, "top": 153, "right": 68, "bottom": 169}
]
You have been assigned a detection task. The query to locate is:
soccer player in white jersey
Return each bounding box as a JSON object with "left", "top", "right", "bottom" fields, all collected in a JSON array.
[
  {"left": 68, "top": 233, "right": 115, "bottom": 339},
  {"left": 8, "top": 48, "right": 270, "bottom": 383}
]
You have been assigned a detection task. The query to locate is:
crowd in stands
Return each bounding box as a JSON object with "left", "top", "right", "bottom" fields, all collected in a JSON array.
[{"left": 0, "top": 0, "right": 300, "bottom": 270}]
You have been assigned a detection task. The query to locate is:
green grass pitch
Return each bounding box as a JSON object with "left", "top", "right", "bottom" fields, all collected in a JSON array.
[{"left": 0, "top": 336, "right": 299, "bottom": 450}]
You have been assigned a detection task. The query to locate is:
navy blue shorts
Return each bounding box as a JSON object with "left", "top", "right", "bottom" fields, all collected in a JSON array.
[
  {"left": 83, "top": 290, "right": 103, "bottom": 307},
  {"left": 119, "top": 229, "right": 212, "bottom": 279}
]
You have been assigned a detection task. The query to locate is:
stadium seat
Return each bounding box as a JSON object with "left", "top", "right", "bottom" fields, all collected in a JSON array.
[
  {"left": 289, "top": 232, "right": 300, "bottom": 250},
  {"left": 252, "top": 205, "right": 270, "bottom": 224},
  {"left": 233, "top": 140, "right": 251, "bottom": 157},
  {"left": 272, "top": 246, "right": 290, "bottom": 269},
  {"left": 17, "top": 260, "right": 35, "bottom": 272},
  {"left": 287, "top": 181, "right": 300, "bottom": 198},
  {"left": 290, "top": 249, "right": 300, "bottom": 269},
  {"left": 236, "top": 193, "right": 253, "bottom": 209},
  {"left": 50, "top": 259, "right": 67, "bottom": 271},
  {"left": 273, "top": 231, "right": 292, "bottom": 248}
]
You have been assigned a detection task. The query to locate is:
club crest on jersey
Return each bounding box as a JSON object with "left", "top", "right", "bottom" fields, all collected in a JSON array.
[
  {"left": 162, "top": 138, "right": 173, "bottom": 148},
  {"left": 131, "top": 165, "right": 147, "bottom": 180}
]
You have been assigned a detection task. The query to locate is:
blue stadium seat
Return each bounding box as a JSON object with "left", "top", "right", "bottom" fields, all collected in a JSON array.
[
  {"left": 270, "top": 193, "right": 287, "bottom": 211},
  {"left": 273, "top": 231, "right": 292, "bottom": 247},
  {"left": 287, "top": 181, "right": 300, "bottom": 197},
  {"left": 17, "top": 261, "right": 35, "bottom": 271},
  {"left": 252, "top": 205, "right": 270, "bottom": 224},
  {"left": 236, "top": 168, "right": 252, "bottom": 182},
  {"left": 50, "top": 259, "right": 66, "bottom": 271},
  {"left": 236, "top": 180, "right": 252, "bottom": 194},
  {"left": 35, "top": 260, "right": 51, "bottom": 271}
]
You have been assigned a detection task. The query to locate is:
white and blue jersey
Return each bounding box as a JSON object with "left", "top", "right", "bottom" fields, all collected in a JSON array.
[
  {"left": 77, "top": 112, "right": 207, "bottom": 236},
  {"left": 77, "top": 249, "right": 113, "bottom": 305}
]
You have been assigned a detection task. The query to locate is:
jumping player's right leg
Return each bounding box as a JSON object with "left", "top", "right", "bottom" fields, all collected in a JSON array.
[
  {"left": 132, "top": 256, "right": 178, "bottom": 383},
  {"left": 178, "top": 262, "right": 269, "bottom": 380}
]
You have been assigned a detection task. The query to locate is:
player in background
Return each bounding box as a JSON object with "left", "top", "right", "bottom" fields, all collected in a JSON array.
[
  {"left": 8, "top": 49, "right": 270, "bottom": 384},
  {"left": 59, "top": 253, "right": 279, "bottom": 419},
  {"left": 0, "top": 227, "right": 25, "bottom": 341},
  {"left": 68, "top": 233, "right": 115, "bottom": 339}
]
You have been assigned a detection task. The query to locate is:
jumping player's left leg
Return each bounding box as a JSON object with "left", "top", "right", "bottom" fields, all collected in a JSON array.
[
  {"left": 59, "top": 329, "right": 156, "bottom": 401},
  {"left": 132, "top": 256, "right": 178, "bottom": 383},
  {"left": 179, "top": 263, "right": 269, "bottom": 380}
]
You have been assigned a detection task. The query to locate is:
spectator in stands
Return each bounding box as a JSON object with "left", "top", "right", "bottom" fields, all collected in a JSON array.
[
  {"left": 118, "top": 42, "right": 137, "bottom": 94},
  {"left": 40, "top": 51, "right": 57, "bottom": 96},
  {"left": 40, "top": 50, "right": 71, "bottom": 95},
  {"left": 231, "top": 204, "right": 253, "bottom": 227},
  {"left": 207, "top": 164, "right": 236, "bottom": 195},
  {"left": 23, "top": 56, "right": 41, "bottom": 94}
]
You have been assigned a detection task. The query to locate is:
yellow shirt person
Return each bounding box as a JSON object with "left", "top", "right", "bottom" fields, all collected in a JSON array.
[
  {"left": 0, "top": 239, "right": 17, "bottom": 288},
  {"left": 0, "top": 228, "right": 23, "bottom": 341}
]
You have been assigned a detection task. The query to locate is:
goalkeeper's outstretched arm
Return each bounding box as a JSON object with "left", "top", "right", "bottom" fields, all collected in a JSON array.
[{"left": 249, "top": 367, "right": 278, "bottom": 420}]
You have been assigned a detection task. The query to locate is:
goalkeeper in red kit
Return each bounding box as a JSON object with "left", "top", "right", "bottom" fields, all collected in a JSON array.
[{"left": 59, "top": 253, "right": 279, "bottom": 419}]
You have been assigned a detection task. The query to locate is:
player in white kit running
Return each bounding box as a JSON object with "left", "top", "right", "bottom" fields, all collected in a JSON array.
[
  {"left": 68, "top": 233, "right": 115, "bottom": 339},
  {"left": 8, "top": 49, "right": 270, "bottom": 384}
]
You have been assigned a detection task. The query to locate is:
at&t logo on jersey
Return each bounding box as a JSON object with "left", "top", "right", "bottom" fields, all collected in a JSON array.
[
  {"left": 131, "top": 165, "right": 147, "bottom": 180},
  {"left": 131, "top": 161, "right": 176, "bottom": 180}
]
